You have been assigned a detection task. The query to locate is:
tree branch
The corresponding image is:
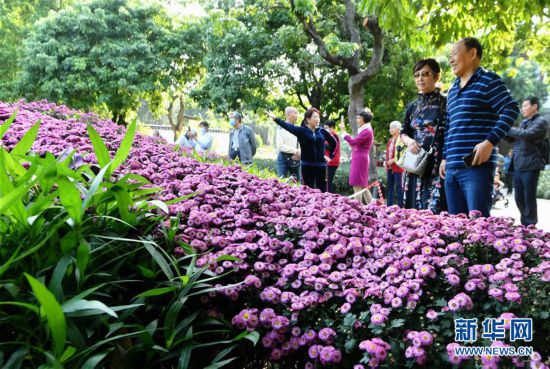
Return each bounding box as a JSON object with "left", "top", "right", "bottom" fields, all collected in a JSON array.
[
  {"left": 343, "top": 0, "right": 361, "bottom": 68},
  {"left": 350, "top": 16, "right": 384, "bottom": 86},
  {"left": 290, "top": 0, "right": 356, "bottom": 73}
]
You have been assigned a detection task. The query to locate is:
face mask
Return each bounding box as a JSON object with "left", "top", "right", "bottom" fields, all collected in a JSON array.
[
  {"left": 200, "top": 128, "right": 206, "bottom": 134},
  {"left": 229, "top": 119, "right": 236, "bottom": 127}
]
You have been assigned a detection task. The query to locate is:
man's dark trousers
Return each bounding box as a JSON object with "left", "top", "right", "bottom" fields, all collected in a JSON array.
[{"left": 513, "top": 170, "right": 540, "bottom": 226}]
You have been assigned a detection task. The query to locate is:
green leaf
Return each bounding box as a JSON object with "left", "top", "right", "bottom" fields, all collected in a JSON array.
[
  {"left": 215, "top": 255, "right": 241, "bottom": 263},
  {"left": 62, "top": 299, "right": 118, "bottom": 318},
  {"left": 59, "top": 346, "right": 76, "bottom": 363},
  {"left": 165, "top": 297, "right": 188, "bottom": 348},
  {"left": 144, "top": 242, "right": 175, "bottom": 281},
  {"left": 81, "top": 162, "right": 111, "bottom": 211},
  {"left": 0, "top": 301, "right": 39, "bottom": 314},
  {"left": 345, "top": 338, "right": 357, "bottom": 353},
  {"left": 164, "top": 193, "right": 196, "bottom": 205},
  {"left": 11, "top": 120, "right": 40, "bottom": 156},
  {"left": 0, "top": 150, "right": 27, "bottom": 223},
  {"left": 11, "top": 120, "right": 41, "bottom": 156},
  {"left": 57, "top": 177, "right": 83, "bottom": 223},
  {"left": 177, "top": 344, "right": 193, "bottom": 369},
  {"left": 48, "top": 255, "right": 72, "bottom": 301},
  {"left": 343, "top": 314, "right": 356, "bottom": 328},
  {"left": 243, "top": 331, "right": 260, "bottom": 346},
  {"left": 81, "top": 351, "right": 111, "bottom": 369},
  {"left": 389, "top": 318, "right": 405, "bottom": 329},
  {"left": 203, "top": 357, "right": 237, "bottom": 369},
  {"left": 0, "top": 110, "right": 18, "bottom": 140},
  {"left": 135, "top": 286, "right": 176, "bottom": 299},
  {"left": 76, "top": 239, "right": 91, "bottom": 277},
  {"left": 64, "top": 284, "right": 106, "bottom": 305},
  {"left": 209, "top": 345, "right": 236, "bottom": 365},
  {"left": 111, "top": 118, "right": 136, "bottom": 172},
  {"left": 25, "top": 273, "right": 67, "bottom": 357},
  {"left": 111, "top": 185, "right": 136, "bottom": 224},
  {"left": 86, "top": 123, "right": 111, "bottom": 169},
  {"left": 148, "top": 200, "right": 169, "bottom": 214},
  {"left": 2, "top": 348, "right": 27, "bottom": 369}
]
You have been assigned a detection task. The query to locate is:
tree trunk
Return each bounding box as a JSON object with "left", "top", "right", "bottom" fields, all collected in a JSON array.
[
  {"left": 176, "top": 95, "right": 186, "bottom": 137},
  {"left": 168, "top": 94, "right": 186, "bottom": 140},
  {"left": 167, "top": 98, "right": 175, "bottom": 136},
  {"left": 116, "top": 113, "right": 126, "bottom": 126},
  {"left": 348, "top": 80, "right": 364, "bottom": 135}
]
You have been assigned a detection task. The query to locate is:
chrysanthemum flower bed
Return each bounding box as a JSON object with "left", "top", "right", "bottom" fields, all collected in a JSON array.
[{"left": 2, "top": 100, "right": 549, "bottom": 369}]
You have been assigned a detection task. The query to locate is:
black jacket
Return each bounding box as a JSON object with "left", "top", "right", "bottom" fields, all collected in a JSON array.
[
  {"left": 507, "top": 114, "right": 548, "bottom": 171},
  {"left": 274, "top": 118, "right": 336, "bottom": 166}
]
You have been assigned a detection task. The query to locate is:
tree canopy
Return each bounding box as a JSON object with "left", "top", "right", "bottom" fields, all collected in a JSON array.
[
  {"left": 4, "top": 0, "right": 549, "bottom": 134},
  {"left": 18, "top": 0, "right": 180, "bottom": 124}
]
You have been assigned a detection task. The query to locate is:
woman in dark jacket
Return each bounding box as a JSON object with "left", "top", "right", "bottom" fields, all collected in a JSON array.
[
  {"left": 268, "top": 108, "right": 337, "bottom": 192},
  {"left": 400, "top": 58, "right": 446, "bottom": 213}
]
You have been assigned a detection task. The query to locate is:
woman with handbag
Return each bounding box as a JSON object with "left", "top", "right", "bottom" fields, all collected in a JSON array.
[
  {"left": 267, "top": 108, "right": 337, "bottom": 192},
  {"left": 400, "top": 58, "right": 447, "bottom": 213},
  {"left": 339, "top": 109, "right": 375, "bottom": 205}
]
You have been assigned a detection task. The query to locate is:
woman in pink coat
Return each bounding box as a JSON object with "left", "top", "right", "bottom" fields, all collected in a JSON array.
[{"left": 339, "top": 109, "right": 374, "bottom": 204}]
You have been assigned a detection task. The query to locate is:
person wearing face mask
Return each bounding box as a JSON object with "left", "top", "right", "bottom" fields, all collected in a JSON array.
[
  {"left": 267, "top": 108, "right": 336, "bottom": 192},
  {"left": 228, "top": 111, "right": 257, "bottom": 165},
  {"left": 400, "top": 59, "right": 447, "bottom": 213},
  {"left": 196, "top": 121, "right": 213, "bottom": 153},
  {"left": 441, "top": 37, "right": 519, "bottom": 218}
]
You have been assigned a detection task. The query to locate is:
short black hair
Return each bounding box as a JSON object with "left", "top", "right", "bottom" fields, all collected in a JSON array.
[
  {"left": 325, "top": 119, "right": 336, "bottom": 128},
  {"left": 461, "top": 37, "right": 483, "bottom": 59},
  {"left": 523, "top": 96, "right": 540, "bottom": 109},
  {"left": 357, "top": 111, "right": 372, "bottom": 124},
  {"left": 199, "top": 121, "right": 209, "bottom": 129},
  {"left": 413, "top": 58, "right": 441, "bottom": 74}
]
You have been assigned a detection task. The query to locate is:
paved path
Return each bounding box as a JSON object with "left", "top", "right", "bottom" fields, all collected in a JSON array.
[{"left": 491, "top": 193, "right": 550, "bottom": 232}]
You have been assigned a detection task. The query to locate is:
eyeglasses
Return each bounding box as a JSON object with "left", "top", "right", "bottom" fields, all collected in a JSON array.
[{"left": 414, "top": 71, "right": 435, "bottom": 78}]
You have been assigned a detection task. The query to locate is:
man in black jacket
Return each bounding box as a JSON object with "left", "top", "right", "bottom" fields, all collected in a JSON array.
[{"left": 507, "top": 96, "right": 548, "bottom": 226}]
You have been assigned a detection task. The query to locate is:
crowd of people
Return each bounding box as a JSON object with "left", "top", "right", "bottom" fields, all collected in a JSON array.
[{"left": 176, "top": 36, "right": 548, "bottom": 227}]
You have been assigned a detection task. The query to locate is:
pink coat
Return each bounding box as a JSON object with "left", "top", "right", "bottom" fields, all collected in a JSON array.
[{"left": 344, "top": 127, "right": 373, "bottom": 187}]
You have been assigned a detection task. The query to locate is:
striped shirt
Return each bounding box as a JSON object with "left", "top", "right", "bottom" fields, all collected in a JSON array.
[{"left": 444, "top": 67, "right": 519, "bottom": 169}]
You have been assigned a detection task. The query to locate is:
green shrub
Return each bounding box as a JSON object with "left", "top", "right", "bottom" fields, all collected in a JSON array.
[
  {"left": 0, "top": 115, "right": 251, "bottom": 369},
  {"left": 537, "top": 170, "right": 550, "bottom": 199}
]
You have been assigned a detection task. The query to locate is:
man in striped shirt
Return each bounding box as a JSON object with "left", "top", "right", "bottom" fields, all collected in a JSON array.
[{"left": 440, "top": 37, "right": 519, "bottom": 217}]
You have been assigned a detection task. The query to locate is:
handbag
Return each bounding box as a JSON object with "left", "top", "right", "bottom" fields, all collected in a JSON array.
[
  {"left": 283, "top": 153, "right": 300, "bottom": 168},
  {"left": 399, "top": 148, "right": 430, "bottom": 176},
  {"left": 397, "top": 98, "right": 444, "bottom": 176},
  {"left": 283, "top": 140, "right": 300, "bottom": 168}
]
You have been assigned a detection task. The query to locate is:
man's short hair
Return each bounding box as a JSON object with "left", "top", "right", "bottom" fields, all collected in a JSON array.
[
  {"left": 325, "top": 119, "right": 336, "bottom": 128},
  {"left": 461, "top": 37, "right": 483, "bottom": 60},
  {"left": 413, "top": 58, "right": 441, "bottom": 74},
  {"left": 199, "top": 121, "right": 209, "bottom": 129},
  {"left": 389, "top": 120, "right": 402, "bottom": 130},
  {"left": 524, "top": 96, "right": 540, "bottom": 110},
  {"left": 284, "top": 106, "right": 297, "bottom": 116},
  {"left": 231, "top": 111, "right": 243, "bottom": 122}
]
